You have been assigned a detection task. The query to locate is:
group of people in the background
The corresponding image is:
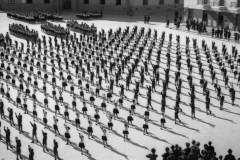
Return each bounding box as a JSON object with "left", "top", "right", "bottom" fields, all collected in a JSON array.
[
  {"left": 66, "top": 20, "right": 97, "bottom": 36},
  {"left": 9, "top": 23, "right": 38, "bottom": 42},
  {"left": 211, "top": 27, "right": 240, "bottom": 42},
  {"left": 144, "top": 14, "right": 150, "bottom": 24},
  {"left": 174, "top": 15, "right": 183, "bottom": 30},
  {"left": 146, "top": 140, "right": 237, "bottom": 160},
  {"left": 76, "top": 10, "right": 103, "bottom": 20},
  {"left": 185, "top": 18, "right": 240, "bottom": 43},
  {"left": 41, "top": 22, "right": 70, "bottom": 38},
  {"left": 7, "top": 11, "right": 43, "bottom": 23},
  {"left": 40, "top": 11, "right": 63, "bottom": 21},
  {"left": 186, "top": 19, "right": 207, "bottom": 34},
  {"left": 7, "top": 11, "right": 63, "bottom": 23}
]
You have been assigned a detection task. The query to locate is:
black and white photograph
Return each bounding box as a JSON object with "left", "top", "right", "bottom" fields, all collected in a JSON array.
[{"left": 0, "top": 0, "right": 240, "bottom": 160}]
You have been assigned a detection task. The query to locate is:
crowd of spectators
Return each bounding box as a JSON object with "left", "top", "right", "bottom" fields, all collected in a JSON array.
[
  {"left": 157, "top": 140, "right": 238, "bottom": 160},
  {"left": 67, "top": 20, "right": 97, "bottom": 35},
  {"left": 9, "top": 23, "right": 38, "bottom": 42},
  {"left": 41, "top": 22, "right": 69, "bottom": 38}
]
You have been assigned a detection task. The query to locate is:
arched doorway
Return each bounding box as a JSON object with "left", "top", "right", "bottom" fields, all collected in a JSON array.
[
  {"left": 203, "top": 12, "right": 208, "bottom": 24},
  {"left": 63, "top": 0, "right": 71, "bottom": 9}
]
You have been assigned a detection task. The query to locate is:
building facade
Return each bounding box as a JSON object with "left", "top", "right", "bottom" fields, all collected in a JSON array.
[
  {"left": 71, "top": 0, "right": 184, "bottom": 16},
  {"left": 184, "top": 0, "right": 240, "bottom": 30},
  {"left": 0, "top": 0, "right": 60, "bottom": 11},
  {"left": 0, "top": 0, "right": 184, "bottom": 18}
]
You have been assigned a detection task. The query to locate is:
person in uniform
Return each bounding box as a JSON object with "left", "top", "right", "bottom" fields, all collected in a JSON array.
[
  {"left": 143, "top": 118, "right": 149, "bottom": 135},
  {"left": 64, "top": 124, "right": 72, "bottom": 145},
  {"left": 123, "top": 123, "right": 129, "bottom": 141},
  {"left": 87, "top": 117, "right": 93, "bottom": 139},
  {"left": 101, "top": 127, "right": 108, "bottom": 147},
  {"left": 42, "top": 130, "right": 49, "bottom": 152}
]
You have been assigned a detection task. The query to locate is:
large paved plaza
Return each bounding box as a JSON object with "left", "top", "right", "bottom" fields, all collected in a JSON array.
[{"left": 0, "top": 12, "right": 240, "bottom": 160}]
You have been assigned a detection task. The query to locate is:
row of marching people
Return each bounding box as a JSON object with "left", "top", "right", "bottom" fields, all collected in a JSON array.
[
  {"left": 76, "top": 11, "right": 102, "bottom": 20},
  {"left": 66, "top": 20, "right": 97, "bottom": 36},
  {"left": 41, "top": 22, "right": 70, "bottom": 38},
  {"left": 7, "top": 11, "right": 63, "bottom": 23},
  {"left": 9, "top": 24, "right": 38, "bottom": 43}
]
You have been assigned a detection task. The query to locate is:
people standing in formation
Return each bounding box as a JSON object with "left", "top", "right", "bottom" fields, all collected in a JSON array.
[
  {"left": 9, "top": 23, "right": 38, "bottom": 40},
  {"left": 0, "top": 18, "right": 239, "bottom": 160},
  {"left": 76, "top": 11, "right": 102, "bottom": 20},
  {"left": 41, "top": 22, "right": 70, "bottom": 38},
  {"left": 67, "top": 20, "right": 97, "bottom": 36},
  {"left": 7, "top": 11, "right": 63, "bottom": 23}
]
